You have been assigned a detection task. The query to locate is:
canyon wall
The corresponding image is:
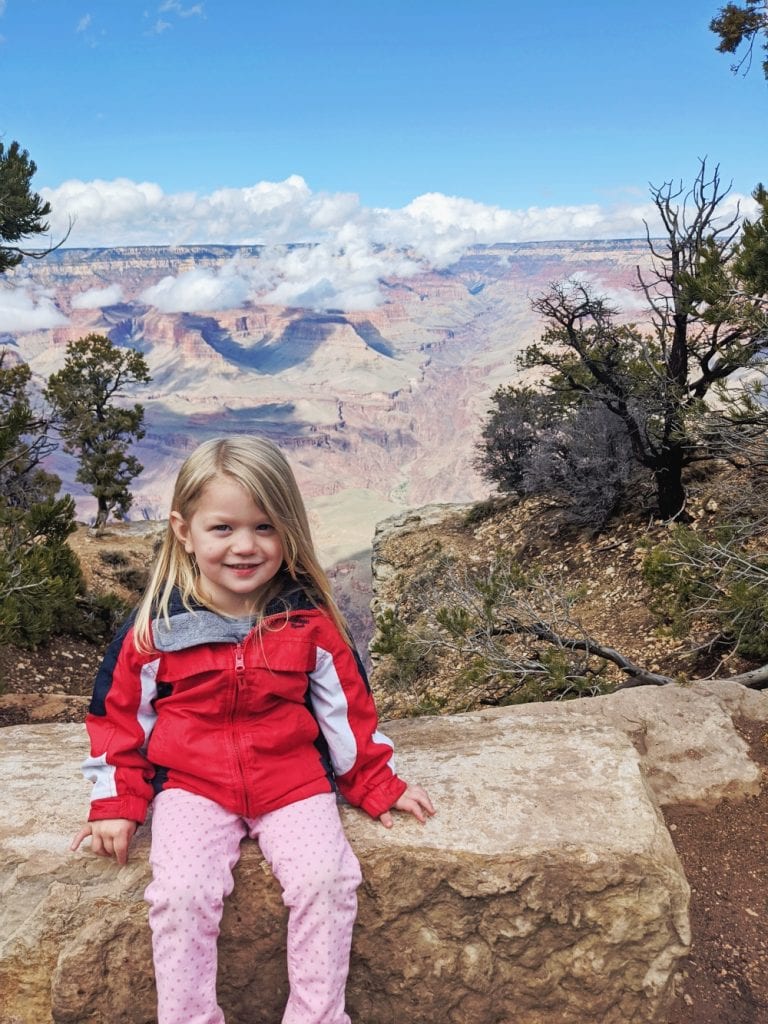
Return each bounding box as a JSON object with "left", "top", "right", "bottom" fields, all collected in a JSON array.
[{"left": 3, "top": 240, "right": 653, "bottom": 645}]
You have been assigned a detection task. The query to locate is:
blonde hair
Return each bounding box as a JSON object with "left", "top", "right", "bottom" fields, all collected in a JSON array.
[{"left": 133, "top": 436, "right": 348, "bottom": 651}]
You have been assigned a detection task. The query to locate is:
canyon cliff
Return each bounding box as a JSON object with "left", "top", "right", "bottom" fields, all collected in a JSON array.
[
  {"left": 4, "top": 240, "right": 651, "bottom": 534},
  {"left": 2, "top": 240, "right": 654, "bottom": 647}
]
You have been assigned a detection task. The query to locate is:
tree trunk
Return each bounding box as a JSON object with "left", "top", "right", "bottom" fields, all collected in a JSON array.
[
  {"left": 94, "top": 499, "right": 109, "bottom": 528},
  {"left": 654, "top": 447, "right": 687, "bottom": 520}
]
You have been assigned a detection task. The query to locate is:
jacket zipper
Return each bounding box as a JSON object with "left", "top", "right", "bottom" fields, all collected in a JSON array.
[{"left": 231, "top": 641, "right": 252, "bottom": 817}]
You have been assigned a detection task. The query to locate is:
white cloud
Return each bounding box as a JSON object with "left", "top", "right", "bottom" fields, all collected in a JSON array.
[
  {"left": 159, "top": 1, "right": 204, "bottom": 16},
  {"left": 76, "top": 14, "right": 92, "bottom": 32},
  {"left": 140, "top": 264, "right": 251, "bottom": 313},
  {"left": 0, "top": 285, "right": 68, "bottom": 332},
  {"left": 148, "top": 2, "right": 203, "bottom": 33},
  {"left": 562, "top": 272, "right": 648, "bottom": 313},
  {"left": 259, "top": 236, "right": 421, "bottom": 311},
  {"left": 71, "top": 283, "right": 124, "bottom": 309},
  {"left": 40, "top": 174, "right": 651, "bottom": 254},
  {"left": 39, "top": 176, "right": 760, "bottom": 314},
  {"left": 135, "top": 238, "right": 421, "bottom": 314}
]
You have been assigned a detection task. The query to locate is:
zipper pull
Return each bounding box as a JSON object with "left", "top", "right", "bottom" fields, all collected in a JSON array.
[{"left": 234, "top": 643, "right": 245, "bottom": 675}]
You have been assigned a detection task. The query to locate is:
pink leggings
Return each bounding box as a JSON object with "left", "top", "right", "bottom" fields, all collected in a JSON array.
[{"left": 144, "top": 789, "right": 362, "bottom": 1024}]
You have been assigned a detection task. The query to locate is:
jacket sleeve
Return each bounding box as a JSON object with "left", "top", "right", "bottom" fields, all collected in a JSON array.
[
  {"left": 81, "top": 619, "right": 160, "bottom": 824},
  {"left": 309, "top": 619, "right": 407, "bottom": 819}
]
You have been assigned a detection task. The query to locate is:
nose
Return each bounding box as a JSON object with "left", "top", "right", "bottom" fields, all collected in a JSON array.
[{"left": 231, "top": 528, "right": 259, "bottom": 554}]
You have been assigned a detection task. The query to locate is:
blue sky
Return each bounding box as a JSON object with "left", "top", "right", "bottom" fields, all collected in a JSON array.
[{"left": 0, "top": 0, "right": 766, "bottom": 249}]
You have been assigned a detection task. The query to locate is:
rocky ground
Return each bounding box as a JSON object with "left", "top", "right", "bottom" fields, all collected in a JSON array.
[
  {"left": 0, "top": 635, "right": 765, "bottom": 1024},
  {"left": 664, "top": 716, "right": 768, "bottom": 1024}
]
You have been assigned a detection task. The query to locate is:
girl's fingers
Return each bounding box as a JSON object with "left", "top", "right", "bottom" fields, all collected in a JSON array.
[
  {"left": 413, "top": 787, "right": 436, "bottom": 816},
  {"left": 70, "top": 825, "right": 92, "bottom": 852},
  {"left": 406, "top": 799, "right": 427, "bottom": 824},
  {"left": 391, "top": 785, "right": 436, "bottom": 825},
  {"left": 90, "top": 832, "right": 107, "bottom": 857},
  {"left": 72, "top": 819, "right": 137, "bottom": 862},
  {"left": 112, "top": 836, "right": 130, "bottom": 865}
]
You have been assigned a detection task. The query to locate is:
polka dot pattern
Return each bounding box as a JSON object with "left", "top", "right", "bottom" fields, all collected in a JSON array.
[{"left": 145, "top": 789, "right": 361, "bottom": 1024}]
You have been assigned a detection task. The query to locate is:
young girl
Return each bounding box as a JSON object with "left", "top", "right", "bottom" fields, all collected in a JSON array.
[{"left": 71, "top": 435, "right": 434, "bottom": 1024}]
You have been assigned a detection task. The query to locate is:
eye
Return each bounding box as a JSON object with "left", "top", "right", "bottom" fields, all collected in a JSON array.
[
  {"left": 255, "top": 522, "right": 275, "bottom": 533},
  {"left": 211, "top": 524, "right": 232, "bottom": 533}
]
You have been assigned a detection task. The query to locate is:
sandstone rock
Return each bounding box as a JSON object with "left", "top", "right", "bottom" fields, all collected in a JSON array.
[
  {"left": 370, "top": 503, "right": 474, "bottom": 622},
  {"left": 372, "top": 503, "right": 475, "bottom": 547},
  {"left": 690, "top": 678, "right": 768, "bottom": 723},
  {"left": 1, "top": 711, "right": 691, "bottom": 1024},
  {"left": 389, "top": 681, "right": 764, "bottom": 809}
]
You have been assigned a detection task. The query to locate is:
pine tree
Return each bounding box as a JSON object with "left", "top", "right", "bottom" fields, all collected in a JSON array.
[
  {"left": 0, "top": 354, "right": 83, "bottom": 646},
  {"left": 711, "top": 1, "right": 768, "bottom": 78},
  {"left": 0, "top": 141, "right": 54, "bottom": 272},
  {"left": 480, "top": 165, "right": 768, "bottom": 522},
  {"left": 45, "top": 335, "right": 151, "bottom": 527}
]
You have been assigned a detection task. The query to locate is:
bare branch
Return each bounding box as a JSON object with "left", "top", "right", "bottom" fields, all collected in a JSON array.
[{"left": 2, "top": 215, "right": 74, "bottom": 262}]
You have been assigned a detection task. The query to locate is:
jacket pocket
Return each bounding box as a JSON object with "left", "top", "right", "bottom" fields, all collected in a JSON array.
[
  {"left": 242, "top": 638, "right": 317, "bottom": 713},
  {"left": 252, "top": 637, "right": 316, "bottom": 673}
]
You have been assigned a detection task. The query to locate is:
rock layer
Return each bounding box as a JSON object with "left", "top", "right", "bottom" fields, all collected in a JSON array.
[{"left": 0, "top": 696, "right": 705, "bottom": 1024}]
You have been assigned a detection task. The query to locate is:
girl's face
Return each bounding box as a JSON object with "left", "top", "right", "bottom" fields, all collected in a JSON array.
[{"left": 171, "top": 474, "right": 284, "bottom": 617}]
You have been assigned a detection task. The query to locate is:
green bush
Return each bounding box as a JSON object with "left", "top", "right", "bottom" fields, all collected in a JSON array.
[
  {"left": 99, "top": 549, "right": 128, "bottom": 567},
  {"left": 370, "top": 608, "right": 425, "bottom": 689},
  {"left": 643, "top": 524, "right": 768, "bottom": 661},
  {"left": 0, "top": 496, "right": 85, "bottom": 647},
  {"left": 115, "top": 566, "right": 148, "bottom": 592},
  {"left": 69, "top": 591, "right": 131, "bottom": 644}
]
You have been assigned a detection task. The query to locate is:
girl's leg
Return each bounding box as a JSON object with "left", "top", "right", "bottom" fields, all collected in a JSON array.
[
  {"left": 248, "top": 793, "right": 362, "bottom": 1024},
  {"left": 145, "top": 789, "right": 245, "bottom": 1024}
]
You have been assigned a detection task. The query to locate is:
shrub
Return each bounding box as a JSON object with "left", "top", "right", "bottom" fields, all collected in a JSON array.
[
  {"left": 643, "top": 522, "right": 768, "bottom": 662},
  {"left": 0, "top": 494, "right": 86, "bottom": 648},
  {"left": 69, "top": 592, "right": 131, "bottom": 644},
  {"left": 477, "top": 385, "right": 650, "bottom": 530},
  {"left": 99, "top": 549, "right": 129, "bottom": 567},
  {"left": 370, "top": 608, "right": 425, "bottom": 689},
  {"left": 115, "top": 566, "right": 148, "bottom": 592}
]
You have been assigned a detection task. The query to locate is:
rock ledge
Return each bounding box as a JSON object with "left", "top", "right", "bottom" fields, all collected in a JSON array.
[{"left": 4, "top": 685, "right": 748, "bottom": 1024}]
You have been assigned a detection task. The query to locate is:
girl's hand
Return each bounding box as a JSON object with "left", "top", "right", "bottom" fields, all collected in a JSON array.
[
  {"left": 379, "top": 784, "right": 436, "bottom": 828},
  {"left": 70, "top": 819, "right": 138, "bottom": 865}
]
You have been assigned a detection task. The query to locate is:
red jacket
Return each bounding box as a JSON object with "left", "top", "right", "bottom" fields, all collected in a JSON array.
[{"left": 82, "top": 587, "right": 407, "bottom": 823}]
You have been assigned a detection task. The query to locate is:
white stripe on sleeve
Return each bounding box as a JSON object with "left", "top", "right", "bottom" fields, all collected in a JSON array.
[
  {"left": 371, "top": 729, "right": 397, "bottom": 773},
  {"left": 138, "top": 658, "right": 160, "bottom": 751},
  {"left": 310, "top": 647, "right": 398, "bottom": 777},
  {"left": 81, "top": 753, "right": 117, "bottom": 801},
  {"left": 310, "top": 646, "right": 358, "bottom": 775}
]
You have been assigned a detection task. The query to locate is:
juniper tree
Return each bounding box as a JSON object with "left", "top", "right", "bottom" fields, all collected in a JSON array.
[
  {"left": 45, "top": 334, "right": 151, "bottom": 527},
  {"left": 0, "top": 354, "right": 83, "bottom": 645},
  {"left": 480, "top": 164, "right": 768, "bottom": 522},
  {"left": 0, "top": 141, "right": 85, "bottom": 644},
  {"left": 711, "top": 1, "right": 768, "bottom": 78},
  {"left": 0, "top": 141, "right": 58, "bottom": 272}
]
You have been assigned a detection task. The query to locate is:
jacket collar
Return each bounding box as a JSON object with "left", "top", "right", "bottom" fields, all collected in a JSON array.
[{"left": 154, "top": 577, "right": 320, "bottom": 652}]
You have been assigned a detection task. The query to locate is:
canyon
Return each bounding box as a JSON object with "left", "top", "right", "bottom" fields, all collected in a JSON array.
[{"left": 2, "top": 240, "right": 652, "bottom": 641}]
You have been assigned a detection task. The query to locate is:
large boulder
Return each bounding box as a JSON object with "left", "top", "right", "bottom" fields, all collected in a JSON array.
[
  {"left": 394, "top": 680, "right": 764, "bottom": 810},
  {"left": 5, "top": 685, "right": 754, "bottom": 1024}
]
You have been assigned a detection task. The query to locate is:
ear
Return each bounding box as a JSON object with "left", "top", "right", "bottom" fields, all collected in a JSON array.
[{"left": 170, "top": 511, "right": 194, "bottom": 553}]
